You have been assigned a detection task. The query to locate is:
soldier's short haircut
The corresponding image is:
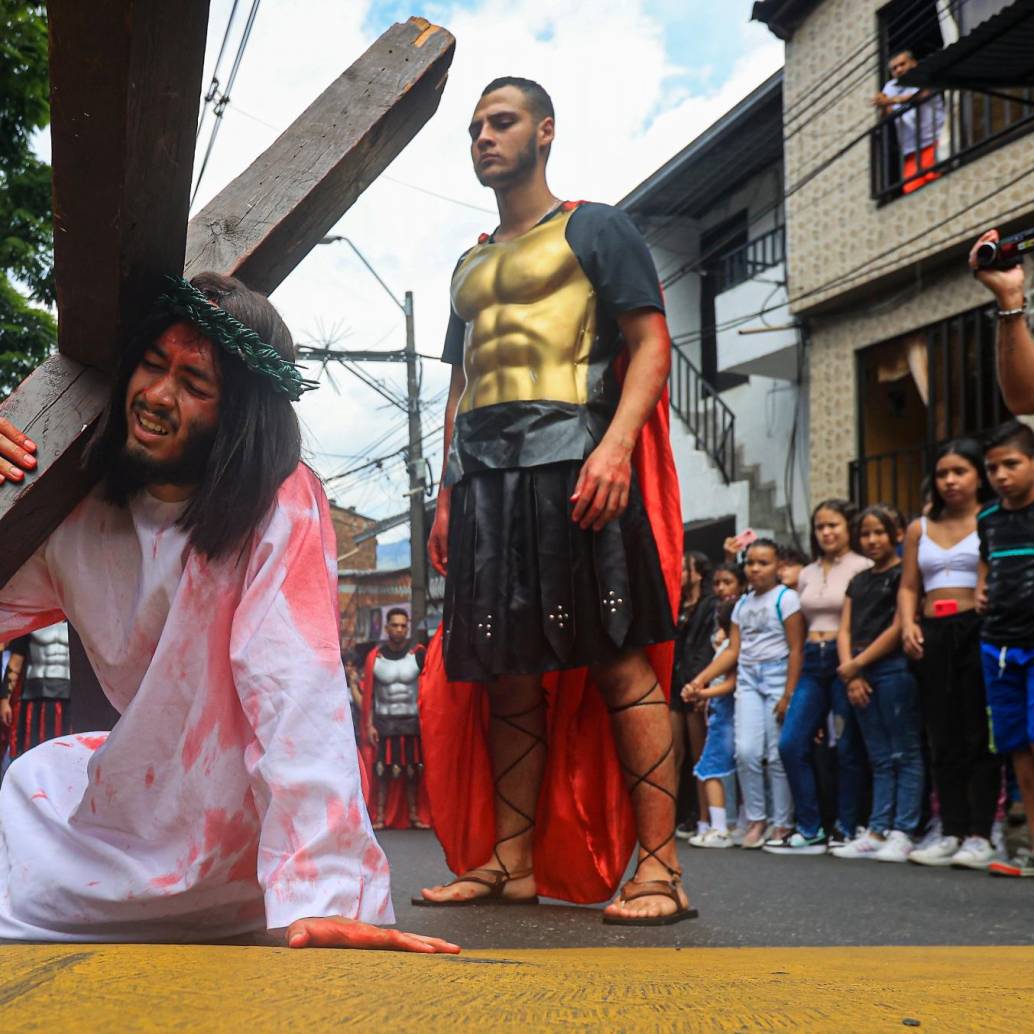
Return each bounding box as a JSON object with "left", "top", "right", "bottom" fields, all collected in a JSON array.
[{"left": 481, "top": 77, "right": 554, "bottom": 123}]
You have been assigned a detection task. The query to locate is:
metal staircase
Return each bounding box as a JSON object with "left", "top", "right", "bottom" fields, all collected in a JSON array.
[{"left": 668, "top": 345, "right": 736, "bottom": 484}]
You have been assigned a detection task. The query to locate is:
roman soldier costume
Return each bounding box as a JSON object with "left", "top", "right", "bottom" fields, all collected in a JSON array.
[
  {"left": 360, "top": 639, "right": 431, "bottom": 829},
  {"left": 9, "top": 622, "right": 72, "bottom": 759},
  {"left": 420, "top": 201, "right": 683, "bottom": 903}
]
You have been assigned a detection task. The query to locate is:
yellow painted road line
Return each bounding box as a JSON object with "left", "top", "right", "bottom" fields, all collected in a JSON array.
[{"left": 0, "top": 945, "right": 1031, "bottom": 1031}]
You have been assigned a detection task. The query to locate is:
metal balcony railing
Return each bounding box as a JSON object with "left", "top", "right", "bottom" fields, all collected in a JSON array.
[
  {"left": 669, "top": 345, "right": 736, "bottom": 484},
  {"left": 871, "top": 87, "right": 1034, "bottom": 202},
  {"left": 713, "top": 225, "right": 786, "bottom": 295}
]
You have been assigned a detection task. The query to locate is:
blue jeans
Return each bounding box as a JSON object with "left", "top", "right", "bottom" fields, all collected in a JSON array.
[
  {"left": 694, "top": 692, "right": 736, "bottom": 781},
  {"left": 778, "top": 640, "right": 867, "bottom": 838},
  {"left": 851, "top": 653, "right": 923, "bottom": 835},
  {"left": 735, "top": 658, "right": 794, "bottom": 828}
]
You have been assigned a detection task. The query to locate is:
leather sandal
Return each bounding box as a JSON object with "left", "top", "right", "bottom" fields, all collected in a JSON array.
[
  {"left": 411, "top": 866, "right": 539, "bottom": 907},
  {"left": 602, "top": 871, "right": 698, "bottom": 926}
]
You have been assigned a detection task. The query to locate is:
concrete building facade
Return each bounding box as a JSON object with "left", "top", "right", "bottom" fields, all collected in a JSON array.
[
  {"left": 622, "top": 71, "right": 810, "bottom": 553},
  {"left": 755, "top": 0, "right": 1034, "bottom": 512}
]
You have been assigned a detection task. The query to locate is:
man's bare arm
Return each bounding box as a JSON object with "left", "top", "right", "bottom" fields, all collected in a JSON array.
[
  {"left": 969, "top": 229, "right": 1034, "bottom": 414},
  {"left": 570, "top": 309, "right": 670, "bottom": 531},
  {"left": 427, "top": 363, "right": 466, "bottom": 574}
]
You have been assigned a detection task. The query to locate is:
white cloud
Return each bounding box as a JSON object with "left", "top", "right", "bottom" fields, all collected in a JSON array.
[{"left": 185, "top": 1, "right": 784, "bottom": 529}]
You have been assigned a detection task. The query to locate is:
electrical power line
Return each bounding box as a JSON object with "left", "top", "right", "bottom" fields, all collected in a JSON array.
[
  {"left": 196, "top": 0, "right": 241, "bottom": 142},
  {"left": 191, "top": 0, "right": 262, "bottom": 208},
  {"left": 670, "top": 164, "right": 1034, "bottom": 349},
  {"left": 645, "top": 0, "right": 980, "bottom": 275}
]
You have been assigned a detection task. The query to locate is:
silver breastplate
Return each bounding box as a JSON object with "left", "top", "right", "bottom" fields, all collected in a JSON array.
[
  {"left": 372, "top": 650, "right": 420, "bottom": 717},
  {"left": 26, "top": 623, "right": 71, "bottom": 681}
]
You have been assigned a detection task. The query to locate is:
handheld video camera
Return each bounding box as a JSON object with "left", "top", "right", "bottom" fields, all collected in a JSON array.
[{"left": 975, "top": 227, "right": 1034, "bottom": 270}]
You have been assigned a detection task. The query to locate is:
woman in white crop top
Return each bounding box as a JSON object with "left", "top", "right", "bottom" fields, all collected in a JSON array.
[{"left": 898, "top": 439, "right": 1002, "bottom": 868}]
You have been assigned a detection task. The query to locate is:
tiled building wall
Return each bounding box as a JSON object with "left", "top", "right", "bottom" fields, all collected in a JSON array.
[
  {"left": 782, "top": 0, "right": 1034, "bottom": 500},
  {"left": 328, "top": 503, "right": 377, "bottom": 571}
]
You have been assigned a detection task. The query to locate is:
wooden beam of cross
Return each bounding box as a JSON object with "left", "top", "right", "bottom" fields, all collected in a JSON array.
[{"left": 0, "top": 6, "right": 454, "bottom": 591}]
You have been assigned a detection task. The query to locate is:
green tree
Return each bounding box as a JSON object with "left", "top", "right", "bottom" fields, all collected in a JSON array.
[{"left": 0, "top": 1, "right": 55, "bottom": 395}]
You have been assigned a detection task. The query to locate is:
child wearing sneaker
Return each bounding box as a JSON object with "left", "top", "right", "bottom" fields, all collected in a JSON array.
[
  {"left": 833, "top": 504, "right": 923, "bottom": 863},
  {"left": 978, "top": 421, "right": 1034, "bottom": 878},
  {"left": 683, "top": 600, "right": 737, "bottom": 849},
  {"left": 686, "top": 540, "right": 804, "bottom": 851}
]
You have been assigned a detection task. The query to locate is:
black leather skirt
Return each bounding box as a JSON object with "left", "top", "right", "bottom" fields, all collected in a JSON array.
[{"left": 442, "top": 460, "right": 675, "bottom": 681}]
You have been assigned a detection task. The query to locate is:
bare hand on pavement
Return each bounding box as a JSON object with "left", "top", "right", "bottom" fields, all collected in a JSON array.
[{"left": 286, "top": 915, "right": 461, "bottom": 953}]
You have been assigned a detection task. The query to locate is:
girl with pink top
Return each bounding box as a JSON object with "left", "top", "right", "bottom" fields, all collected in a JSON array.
[{"left": 765, "top": 500, "right": 872, "bottom": 855}]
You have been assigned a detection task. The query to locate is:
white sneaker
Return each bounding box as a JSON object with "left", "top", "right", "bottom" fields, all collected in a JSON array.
[
  {"left": 873, "top": 830, "right": 913, "bottom": 863},
  {"left": 830, "top": 830, "right": 885, "bottom": 860},
  {"left": 688, "top": 828, "right": 734, "bottom": 849},
  {"left": 729, "top": 826, "right": 747, "bottom": 846},
  {"left": 951, "top": 836, "right": 995, "bottom": 870},
  {"left": 908, "top": 835, "right": 961, "bottom": 867},
  {"left": 914, "top": 819, "right": 943, "bottom": 853}
]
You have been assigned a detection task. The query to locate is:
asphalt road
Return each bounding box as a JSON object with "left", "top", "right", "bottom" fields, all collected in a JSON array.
[{"left": 380, "top": 828, "right": 1033, "bottom": 950}]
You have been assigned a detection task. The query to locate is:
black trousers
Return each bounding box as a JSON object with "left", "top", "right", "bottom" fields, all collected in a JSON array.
[{"left": 917, "top": 611, "right": 1001, "bottom": 839}]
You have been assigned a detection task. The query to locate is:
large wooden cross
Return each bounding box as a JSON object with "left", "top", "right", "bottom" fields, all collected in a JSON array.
[{"left": 0, "top": 2, "right": 454, "bottom": 726}]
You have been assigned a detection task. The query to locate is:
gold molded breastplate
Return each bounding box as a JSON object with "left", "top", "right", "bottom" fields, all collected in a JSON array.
[{"left": 451, "top": 208, "right": 596, "bottom": 414}]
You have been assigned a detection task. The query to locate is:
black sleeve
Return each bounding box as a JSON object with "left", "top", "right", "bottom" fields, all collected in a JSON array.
[
  {"left": 565, "top": 203, "right": 665, "bottom": 318},
  {"left": 680, "top": 595, "right": 717, "bottom": 683},
  {"left": 846, "top": 572, "right": 863, "bottom": 600},
  {"left": 978, "top": 519, "right": 989, "bottom": 563},
  {"left": 441, "top": 250, "right": 473, "bottom": 365},
  {"left": 441, "top": 308, "right": 466, "bottom": 366}
]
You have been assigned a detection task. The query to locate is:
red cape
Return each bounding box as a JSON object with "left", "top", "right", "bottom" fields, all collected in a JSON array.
[
  {"left": 419, "top": 359, "right": 682, "bottom": 903},
  {"left": 360, "top": 643, "right": 432, "bottom": 829}
]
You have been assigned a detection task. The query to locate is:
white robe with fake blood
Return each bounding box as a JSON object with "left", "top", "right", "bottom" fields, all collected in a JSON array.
[{"left": 0, "top": 464, "right": 393, "bottom": 941}]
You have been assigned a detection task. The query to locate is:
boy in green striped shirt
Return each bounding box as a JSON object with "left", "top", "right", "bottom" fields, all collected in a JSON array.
[{"left": 977, "top": 419, "right": 1034, "bottom": 877}]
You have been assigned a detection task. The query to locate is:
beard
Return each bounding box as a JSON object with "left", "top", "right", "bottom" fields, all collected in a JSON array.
[
  {"left": 475, "top": 134, "right": 539, "bottom": 187},
  {"left": 115, "top": 418, "right": 217, "bottom": 492}
]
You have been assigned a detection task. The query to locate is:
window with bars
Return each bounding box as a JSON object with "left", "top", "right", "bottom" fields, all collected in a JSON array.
[{"left": 850, "top": 303, "right": 1007, "bottom": 515}]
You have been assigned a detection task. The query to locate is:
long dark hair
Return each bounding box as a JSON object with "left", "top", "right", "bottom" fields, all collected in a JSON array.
[
  {"left": 684, "top": 550, "right": 713, "bottom": 600},
  {"left": 84, "top": 272, "right": 303, "bottom": 561},
  {"left": 809, "top": 498, "right": 857, "bottom": 560},
  {"left": 928, "top": 438, "right": 994, "bottom": 520},
  {"left": 853, "top": 502, "right": 905, "bottom": 551}
]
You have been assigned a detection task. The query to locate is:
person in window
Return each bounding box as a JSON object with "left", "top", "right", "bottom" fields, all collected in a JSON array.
[{"left": 872, "top": 49, "right": 944, "bottom": 194}]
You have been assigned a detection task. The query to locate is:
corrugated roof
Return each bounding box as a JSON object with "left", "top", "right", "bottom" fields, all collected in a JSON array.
[{"left": 900, "top": 1, "right": 1034, "bottom": 89}]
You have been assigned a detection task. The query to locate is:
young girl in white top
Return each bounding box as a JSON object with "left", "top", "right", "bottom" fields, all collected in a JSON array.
[
  {"left": 898, "top": 438, "right": 1001, "bottom": 869},
  {"left": 686, "top": 539, "right": 804, "bottom": 849}
]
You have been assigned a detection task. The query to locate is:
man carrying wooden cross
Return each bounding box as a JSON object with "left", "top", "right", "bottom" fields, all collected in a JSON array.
[{"left": 0, "top": 273, "right": 457, "bottom": 953}]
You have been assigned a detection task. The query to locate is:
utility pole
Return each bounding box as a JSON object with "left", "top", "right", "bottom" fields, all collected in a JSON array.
[
  {"left": 404, "top": 290, "right": 427, "bottom": 638},
  {"left": 314, "top": 236, "right": 428, "bottom": 639}
]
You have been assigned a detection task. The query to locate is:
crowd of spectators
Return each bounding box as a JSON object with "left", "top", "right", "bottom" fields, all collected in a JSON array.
[{"left": 670, "top": 421, "right": 1034, "bottom": 878}]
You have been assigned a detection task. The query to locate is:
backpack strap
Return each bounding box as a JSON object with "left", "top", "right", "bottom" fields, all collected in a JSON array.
[{"left": 775, "top": 586, "right": 789, "bottom": 623}]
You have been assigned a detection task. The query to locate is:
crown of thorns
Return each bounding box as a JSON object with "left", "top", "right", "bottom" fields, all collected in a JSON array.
[{"left": 154, "top": 277, "right": 318, "bottom": 402}]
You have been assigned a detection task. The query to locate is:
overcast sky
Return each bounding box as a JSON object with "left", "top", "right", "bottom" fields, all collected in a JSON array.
[{"left": 76, "top": 2, "right": 783, "bottom": 534}]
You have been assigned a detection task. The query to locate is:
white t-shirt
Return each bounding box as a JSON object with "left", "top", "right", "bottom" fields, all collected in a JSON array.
[
  {"left": 882, "top": 79, "right": 945, "bottom": 154},
  {"left": 732, "top": 585, "right": 801, "bottom": 665}
]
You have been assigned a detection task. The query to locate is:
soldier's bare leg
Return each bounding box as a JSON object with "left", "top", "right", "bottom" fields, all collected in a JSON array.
[
  {"left": 418, "top": 674, "right": 545, "bottom": 902},
  {"left": 593, "top": 648, "right": 689, "bottom": 921}
]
